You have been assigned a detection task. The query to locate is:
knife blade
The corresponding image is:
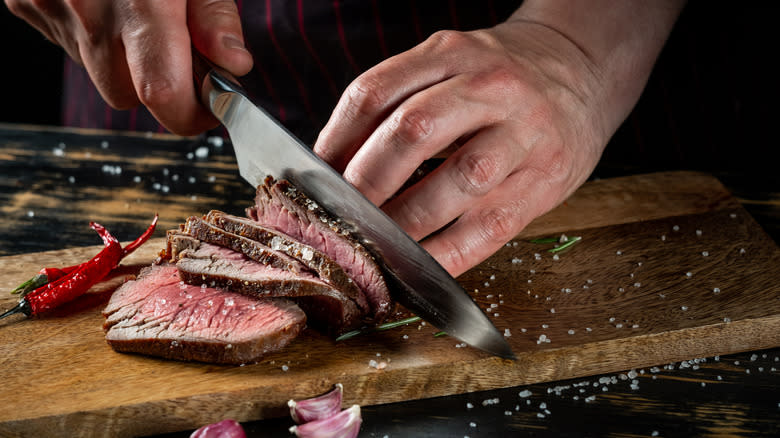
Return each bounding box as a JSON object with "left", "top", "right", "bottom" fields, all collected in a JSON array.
[{"left": 193, "top": 54, "right": 515, "bottom": 360}]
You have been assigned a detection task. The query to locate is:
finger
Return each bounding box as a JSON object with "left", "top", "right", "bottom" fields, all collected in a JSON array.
[
  {"left": 382, "top": 125, "right": 526, "bottom": 241},
  {"left": 421, "top": 167, "right": 565, "bottom": 278},
  {"left": 343, "top": 66, "right": 520, "bottom": 206},
  {"left": 62, "top": 1, "right": 140, "bottom": 110},
  {"left": 313, "top": 30, "right": 476, "bottom": 171},
  {"left": 120, "top": 1, "right": 217, "bottom": 135},
  {"left": 187, "top": 0, "right": 253, "bottom": 76},
  {"left": 5, "top": 0, "right": 74, "bottom": 59}
]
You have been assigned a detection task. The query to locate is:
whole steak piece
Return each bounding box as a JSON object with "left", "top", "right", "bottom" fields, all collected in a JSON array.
[
  {"left": 103, "top": 264, "right": 306, "bottom": 364},
  {"left": 250, "top": 177, "right": 393, "bottom": 322}
]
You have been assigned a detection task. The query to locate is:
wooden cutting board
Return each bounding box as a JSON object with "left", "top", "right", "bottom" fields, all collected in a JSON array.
[{"left": 1, "top": 171, "right": 778, "bottom": 437}]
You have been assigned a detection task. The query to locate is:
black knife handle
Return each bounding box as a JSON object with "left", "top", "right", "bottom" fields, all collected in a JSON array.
[{"left": 191, "top": 48, "right": 247, "bottom": 108}]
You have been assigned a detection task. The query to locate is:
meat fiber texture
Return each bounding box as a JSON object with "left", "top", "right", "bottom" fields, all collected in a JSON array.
[
  {"left": 103, "top": 177, "right": 394, "bottom": 364},
  {"left": 250, "top": 177, "right": 393, "bottom": 321},
  {"left": 103, "top": 264, "right": 306, "bottom": 364}
]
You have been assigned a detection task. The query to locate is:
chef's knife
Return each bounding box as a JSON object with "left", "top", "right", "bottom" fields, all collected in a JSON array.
[{"left": 193, "top": 53, "right": 515, "bottom": 360}]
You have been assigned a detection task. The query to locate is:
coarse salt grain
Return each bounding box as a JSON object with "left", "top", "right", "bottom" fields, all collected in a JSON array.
[{"left": 519, "top": 390, "right": 532, "bottom": 398}]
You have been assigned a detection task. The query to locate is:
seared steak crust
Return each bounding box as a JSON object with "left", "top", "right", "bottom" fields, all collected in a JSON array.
[
  {"left": 203, "top": 210, "right": 368, "bottom": 314},
  {"left": 250, "top": 177, "right": 393, "bottom": 321}
]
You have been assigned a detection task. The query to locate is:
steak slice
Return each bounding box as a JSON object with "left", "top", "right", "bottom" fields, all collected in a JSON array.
[
  {"left": 250, "top": 177, "right": 393, "bottom": 321},
  {"left": 171, "top": 238, "right": 363, "bottom": 333},
  {"left": 202, "top": 210, "right": 369, "bottom": 314},
  {"left": 103, "top": 264, "right": 306, "bottom": 364},
  {"left": 184, "top": 216, "right": 308, "bottom": 274}
]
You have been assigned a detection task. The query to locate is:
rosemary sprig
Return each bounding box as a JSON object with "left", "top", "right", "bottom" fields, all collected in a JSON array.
[
  {"left": 549, "top": 236, "right": 582, "bottom": 253},
  {"left": 530, "top": 234, "right": 582, "bottom": 253},
  {"left": 335, "top": 316, "right": 422, "bottom": 341},
  {"left": 529, "top": 237, "right": 560, "bottom": 244}
]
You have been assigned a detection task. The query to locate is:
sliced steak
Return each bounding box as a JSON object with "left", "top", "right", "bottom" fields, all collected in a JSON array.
[
  {"left": 173, "top": 239, "right": 362, "bottom": 333},
  {"left": 249, "top": 177, "right": 393, "bottom": 321},
  {"left": 184, "top": 216, "right": 308, "bottom": 274},
  {"left": 103, "top": 264, "right": 306, "bottom": 364},
  {"left": 202, "top": 210, "right": 369, "bottom": 314}
]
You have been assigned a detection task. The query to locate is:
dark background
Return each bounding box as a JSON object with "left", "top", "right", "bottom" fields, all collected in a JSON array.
[{"left": 1, "top": 1, "right": 778, "bottom": 175}]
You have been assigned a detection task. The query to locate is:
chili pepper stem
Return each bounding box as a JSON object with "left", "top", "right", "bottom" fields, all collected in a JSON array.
[{"left": 0, "top": 300, "right": 32, "bottom": 321}]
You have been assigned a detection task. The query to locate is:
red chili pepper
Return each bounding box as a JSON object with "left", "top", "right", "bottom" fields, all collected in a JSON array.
[
  {"left": 1, "top": 215, "right": 158, "bottom": 321},
  {"left": 121, "top": 213, "right": 158, "bottom": 258},
  {"left": 24, "top": 222, "right": 122, "bottom": 315},
  {"left": 9, "top": 214, "right": 158, "bottom": 296}
]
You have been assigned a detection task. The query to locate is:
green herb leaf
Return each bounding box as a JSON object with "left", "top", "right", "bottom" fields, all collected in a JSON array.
[
  {"left": 10, "top": 273, "right": 49, "bottom": 297},
  {"left": 335, "top": 316, "right": 422, "bottom": 342},
  {"left": 548, "top": 236, "right": 581, "bottom": 253},
  {"left": 529, "top": 237, "right": 560, "bottom": 244}
]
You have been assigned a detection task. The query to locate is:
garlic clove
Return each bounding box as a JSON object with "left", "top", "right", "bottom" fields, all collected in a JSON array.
[
  {"left": 190, "top": 418, "right": 246, "bottom": 438},
  {"left": 289, "top": 405, "right": 362, "bottom": 438},
  {"left": 288, "top": 383, "right": 343, "bottom": 424}
]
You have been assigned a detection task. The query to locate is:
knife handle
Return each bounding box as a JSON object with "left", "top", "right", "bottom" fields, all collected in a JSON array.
[{"left": 191, "top": 48, "right": 247, "bottom": 109}]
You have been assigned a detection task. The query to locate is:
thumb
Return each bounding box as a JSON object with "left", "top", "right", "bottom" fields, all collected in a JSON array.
[{"left": 187, "top": 0, "right": 253, "bottom": 76}]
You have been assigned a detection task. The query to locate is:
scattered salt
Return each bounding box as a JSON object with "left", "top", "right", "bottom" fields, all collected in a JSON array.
[
  {"left": 281, "top": 365, "right": 289, "bottom": 371},
  {"left": 519, "top": 390, "right": 532, "bottom": 398},
  {"left": 26, "top": 210, "right": 34, "bottom": 218},
  {"left": 207, "top": 136, "right": 224, "bottom": 147},
  {"left": 466, "top": 403, "right": 474, "bottom": 409},
  {"left": 194, "top": 146, "right": 209, "bottom": 158},
  {"left": 681, "top": 306, "right": 688, "bottom": 311}
]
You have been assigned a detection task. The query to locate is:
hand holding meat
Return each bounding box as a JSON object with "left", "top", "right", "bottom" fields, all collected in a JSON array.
[
  {"left": 313, "top": 0, "right": 685, "bottom": 276},
  {"left": 3, "top": 0, "right": 253, "bottom": 135}
]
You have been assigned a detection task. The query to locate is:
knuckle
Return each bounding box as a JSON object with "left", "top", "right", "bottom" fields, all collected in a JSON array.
[
  {"left": 342, "top": 74, "right": 389, "bottom": 122},
  {"left": 390, "top": 107, "right": 434, "bottom": 148},
  {"left": 451, "top": 150, "right": 501, "bottom": 197},
  {"left": 477, "top": 202, "right": 524, "bottom": 245},
  {"left": 395, "top": 199, "right": 431, "bottom": 240},
  {"left": 137, "top": 76, "right": 177, "bottom": 109},
  {"left": 424, "top": 29, "right": 470, "bottom": 53},
  {"left": 437, "top": 237, "right": 469, "bottom": 276}
]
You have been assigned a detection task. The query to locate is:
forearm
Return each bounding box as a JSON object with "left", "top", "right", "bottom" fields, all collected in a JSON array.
[{"left": 509, "top": 0, "right": 687, "bottom": 134}]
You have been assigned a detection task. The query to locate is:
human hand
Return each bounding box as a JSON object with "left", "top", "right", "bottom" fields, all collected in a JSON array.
[
  {"left": 314, "top": 1, "right": 684, "bottom": 277},
  {"left": 4, "top": 0, "right": 253, "bottom": 135}
]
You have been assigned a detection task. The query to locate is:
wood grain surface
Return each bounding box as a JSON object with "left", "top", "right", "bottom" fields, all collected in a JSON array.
[{"left": 1, "top": 170, "right": 778, "bottom": 437}]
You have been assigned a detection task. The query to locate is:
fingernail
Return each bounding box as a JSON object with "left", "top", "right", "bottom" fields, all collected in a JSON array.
[{"left": 222, "top": 34, "right": 249, "bottom": 52}]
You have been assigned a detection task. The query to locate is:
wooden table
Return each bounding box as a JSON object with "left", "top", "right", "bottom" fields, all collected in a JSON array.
[{"left": 1, "top": 124, "right": 778, "bottom": 437}]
